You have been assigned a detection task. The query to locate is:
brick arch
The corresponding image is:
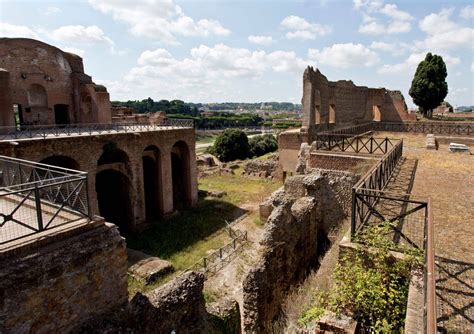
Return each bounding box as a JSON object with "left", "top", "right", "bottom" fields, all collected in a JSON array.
[
  {"left": 171, "top": 140, "right": 192, "bottom": 210},
  {"left": 39, "top": 155, "right": 80, "bottom": 171},
  {"left": 142, "top": 145, "right": 162, "bottom": 220}
]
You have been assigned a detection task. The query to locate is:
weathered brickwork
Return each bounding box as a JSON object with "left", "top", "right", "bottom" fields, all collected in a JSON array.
[
  {"left": 0, "top": 38, "right": 111, "bottom": 126},
  {"left": 0, "top": 128, "right": 198, "bottom": 229},
  {"left": 0, "top": 221, "right": 128, "bottom": 334}
]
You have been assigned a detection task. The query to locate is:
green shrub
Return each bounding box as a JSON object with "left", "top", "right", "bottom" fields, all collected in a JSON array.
[{"left": 212, "top": 129, "right": 250, "bottom": 162}]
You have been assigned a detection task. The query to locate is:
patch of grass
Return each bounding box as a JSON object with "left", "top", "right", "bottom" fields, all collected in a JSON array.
[
  {"left": 125, "top": 199, "right": 241, "bottom": 271},
  {"left": 199, "top": 174, "right": 280, "bottom": 205},
  {"left": 254, "top": 217, "right": 264, "bottom": 226}
]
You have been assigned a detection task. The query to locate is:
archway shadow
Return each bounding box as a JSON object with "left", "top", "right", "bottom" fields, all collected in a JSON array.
[{"left": 124, "top": 196, "right": 248, "bottom": 260}]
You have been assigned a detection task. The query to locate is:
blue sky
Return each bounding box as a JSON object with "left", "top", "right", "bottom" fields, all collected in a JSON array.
[{"left": 1, "top": 0, "right": 473, "bottom": 107}]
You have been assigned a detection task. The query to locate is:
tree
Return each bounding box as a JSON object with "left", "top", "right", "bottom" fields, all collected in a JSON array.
[
  {"left": 409, "top": 53, "right": 448, "bottom": 118},
  {"left": 212, "top": 129, "right": 250, "bottom": 162}
]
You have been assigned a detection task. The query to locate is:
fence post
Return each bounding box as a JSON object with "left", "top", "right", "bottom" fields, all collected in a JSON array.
[
  {"left": 219, "top": 248, "right": 223, "bottom": 259},
  {"left": 351, "top": 188, "right": 356, "bottom": 238},
  {"left": 34, "top": 185, "right": 44, "bottom": 231},
  {"left": 233, "top": 238, "right": 236, "bottom": 249},
  {"left": 385, "top": 137, "right": 388, "bottom": 153},
  {"left": 203, "top": 257, "right": 207, "bottom": 269}
]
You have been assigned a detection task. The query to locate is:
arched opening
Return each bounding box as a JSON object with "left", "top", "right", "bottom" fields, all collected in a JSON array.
[
  {"left": 40, "top": 155, "right": 80, "bottom": 171},
  {"left": 329, "top": 104, "right": 336, "bottom": 124},
  {"left": 96, "top": 169, "right": 133, "bottom": 232},
  {"left": 171, "top": 141, "right": 191, "bottom": 210},
  {"left": 13, "top": 104, "right": 24, "bottom": 128},
  {"left": 143, "top": 146, "right": 162, "bottom": 220},
  {"left": 373, "top": 105, "right": 381, "bottom": 122},
  {"left": 314, "top": 90, "right": 321, "bottom": 125},
  {"left": 54, "top": 104, "right": 70, "bottom": 125},
  {"left": 27, "top": 84, "right": 48, "bottom": 108},
  {"left": 98, "top": 143, "right": 130, "bottom": 167}
]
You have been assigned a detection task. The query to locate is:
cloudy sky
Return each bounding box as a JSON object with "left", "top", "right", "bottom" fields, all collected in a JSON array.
[{"left": 1, "top": 0, "right": 473, "bottom": 107}]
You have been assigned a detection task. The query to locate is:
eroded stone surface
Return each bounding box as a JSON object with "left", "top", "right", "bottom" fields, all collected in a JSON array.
[{"left": 128, "top": 249, "right": 174, "bottom": 285}]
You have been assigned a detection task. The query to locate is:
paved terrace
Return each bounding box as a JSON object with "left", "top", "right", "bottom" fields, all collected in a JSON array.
[{"left": 0, "top": 119, "right": 194, "bottom": 142}]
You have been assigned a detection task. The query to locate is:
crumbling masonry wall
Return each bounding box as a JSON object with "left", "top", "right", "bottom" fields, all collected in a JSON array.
[
  {"left": 242, "top": 171, "right": 358, "bottom": 332},
  {"left": 0, "top": 221, "right": 127, "bottom": 333}
]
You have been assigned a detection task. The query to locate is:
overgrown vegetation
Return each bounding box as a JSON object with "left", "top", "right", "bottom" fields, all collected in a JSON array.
[
  {"left": 209, "top": 130, "right": 278, "bottom": 162},
  {"left": 298, "top": 222, "right": 423, "bottom": 332}
]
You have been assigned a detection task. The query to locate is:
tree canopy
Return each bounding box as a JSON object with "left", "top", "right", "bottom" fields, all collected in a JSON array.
[
  {"left": 211, "top": 129, "right": 250, "bottom": 162},
  {"left": 409, "top": 53, "right": 448, "bottom": 117}
]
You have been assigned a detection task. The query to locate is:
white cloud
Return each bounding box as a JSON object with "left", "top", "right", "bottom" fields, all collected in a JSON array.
[
  {"left": 248, "top": 35, "right": 274, "bottom": 46},
  {"left": 61, "top": 46, "right": 85, "bottom": 57},
  {"left": 43, "top": 6, "right": 61, "bottom": 16},
  {"left": 0, "top": 22, "right": 39, "bottom": 39},
  {"left": 378, "top": 52, "right": 460, "bottom": 75},
  {"left": 460, "top": 5, "right": 474, "bottom": 19},
  {"left": 417, "top": 8, "right": 474, "bottom": 51},
  {"left": 88, "top": 0, "right": 230, "bottom": 44},
  {"left": 50, "top": 25, "right": 114, "bottom": 46},
  {"left": 308, "top": 43, "right": 379, "bottom": 68},
  {"left": 280, "top": 15, "right": 331, "bottom": 40},
  {"left": 379, "top": 4, "right": 413, "bottom": 21},
  {"left": 471, "top": 62, "right": 474, "bottom": 72},
  {"left": 110, "top": 44, "right": 308, "bottom": 101},
  {"left": 355, "top": 1, "right": 413, "bottom": 35}
]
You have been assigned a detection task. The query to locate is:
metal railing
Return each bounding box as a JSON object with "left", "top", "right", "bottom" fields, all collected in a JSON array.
[
  {"left": 316, "top": 134, "right": 396, "bottom": 154},
  {"left": 318, "top": 122, "right": 373, "bottom": 136},
  {"left": 182, "top": 226, "right": 247, "bottom": 277},
  {"left": 0, "top": 155, "right": 90, "bottom": 244},
  {"left": 0, "top": 118, "right": 194, "bottom": 141},
  {"left": 373, "top": 121, "right": 473, "bottom": 135}
]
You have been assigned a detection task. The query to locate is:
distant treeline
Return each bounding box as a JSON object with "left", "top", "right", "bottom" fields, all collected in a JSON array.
[{"left": 111, "top": 98, "right": 301, "bottom": 129}]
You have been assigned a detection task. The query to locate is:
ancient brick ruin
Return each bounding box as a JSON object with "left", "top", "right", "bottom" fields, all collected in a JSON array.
[
  {"left": 0, "top": 38, "right": 112, "bottom": 126},
  {"left": 279, "top": 67, "right": 416, "bottom": 177},
  {"left": 0, "top": 38, "right": 198, "bottom": 231}
]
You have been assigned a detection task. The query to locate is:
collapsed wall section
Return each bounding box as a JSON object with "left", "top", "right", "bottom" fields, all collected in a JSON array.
[
  {"left": 0, "top": 221, "right": 128, "bottom": 333},
  {"left": 242, "top": 171, "right": 358, "bottom": 332}
]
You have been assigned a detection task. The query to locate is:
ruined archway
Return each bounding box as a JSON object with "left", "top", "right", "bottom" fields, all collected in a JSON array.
[
  {"left": 171, "top": 141, "right": 191, "bottom": 210},
  {"left": 95, "top": 169, "right": 133, "bottom": 232},
  {"left": 96, "top": 144, "right": 134, "bottom": 231},
  {"left": 329, "top": 104, "right": 336, "bottom": 124},
  {"left": 40, "top": 155, "right": 80, "bottom": 171},
  {"left": 314, "top": 89, "right": 321, "bottom": 125},
  {"left": 373, "top": 105, "right": 381, "bottom": 122},
  {"left": 143, "top": 145, "right": 162, "bottom": 220}
]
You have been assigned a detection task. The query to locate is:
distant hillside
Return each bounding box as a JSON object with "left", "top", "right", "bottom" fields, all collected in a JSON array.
[{"left": 455, "top": 106, "right": 473, "bottom": 112}]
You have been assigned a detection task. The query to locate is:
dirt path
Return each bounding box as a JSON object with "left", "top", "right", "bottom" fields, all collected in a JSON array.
[{"left": 204, "top": 203, "right": 265, "bottom": 318}]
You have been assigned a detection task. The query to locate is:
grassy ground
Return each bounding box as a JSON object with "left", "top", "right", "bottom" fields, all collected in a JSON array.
[{"left": 125, "top": 167, "right": 281, "bottom": 296}]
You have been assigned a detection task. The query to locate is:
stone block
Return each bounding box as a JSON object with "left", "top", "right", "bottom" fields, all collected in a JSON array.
[{"left": 128, "top": 249, "right": 174, "bottom": 285}]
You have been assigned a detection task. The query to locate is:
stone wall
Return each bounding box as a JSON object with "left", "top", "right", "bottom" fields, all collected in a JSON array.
[
  {"left": 127, "top": 272, "right": 241, "bottom": 334},
  {"left": 0, "top": 220, "right": 128, "bottom": 333},
  {"left": 243, "top": 171, "right": 359, "bottom": 332},
  {"left": 242, "top": 154, "right": 278, "bottom": 178},
  {"left": 308, "top": 152, "right": 375, "bottom": 172},
  {"left": 0, "top": 127, "right": 198, "bottom": 229}
]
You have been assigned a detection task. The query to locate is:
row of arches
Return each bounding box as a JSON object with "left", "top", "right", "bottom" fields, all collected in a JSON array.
[{"left": 38, "top": 141, "right": 192, "bottom": 232}]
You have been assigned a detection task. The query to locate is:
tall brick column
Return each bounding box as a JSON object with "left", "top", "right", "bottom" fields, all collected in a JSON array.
[{"left": 0, "top": 68, "right": 14, "bottom": 126}]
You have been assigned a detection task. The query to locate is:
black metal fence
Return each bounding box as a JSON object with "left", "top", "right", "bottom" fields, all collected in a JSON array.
[
  {"left": 373, "top": 121, "right": 473, "bottom": 135},
  {"left": 0, "top": 118, "right": 194, "bottom": 141},
  {"left": 316, "top": 134, "right": 396, "bottom": 154},
  {"left": 0, "top": 156, "right": 90, "bottom": 244},
  {"left": 182, "top": 226, "right": 247, "bottom": 277}
]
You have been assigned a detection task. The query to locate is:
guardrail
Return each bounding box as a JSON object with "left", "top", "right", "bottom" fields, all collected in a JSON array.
[
  {"left": 182, "top": 225, "right": 247, "bottom": 277},
  {"left": 0, "top": 155, "right": 90, "bottom": 244},
  {"left": 0, "top": 118, "right": 194, "bottom": 141},
  {"left": 316, "top": 135, "right": 396, "bottom": 154},
  {"left": 373, "top": 121, "right": 473, "bottom": 135}
]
